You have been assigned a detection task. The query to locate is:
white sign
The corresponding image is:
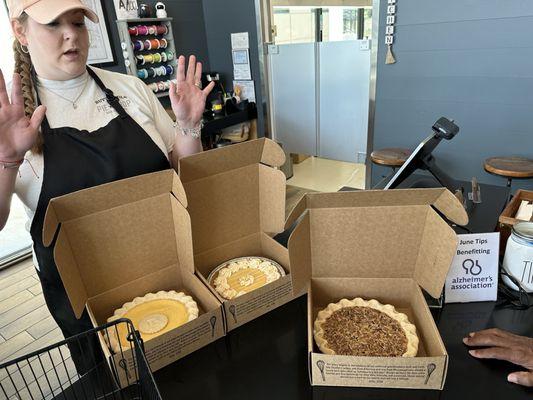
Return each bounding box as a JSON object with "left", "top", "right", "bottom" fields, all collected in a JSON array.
[
  {"left": 233, "top": 80, "right": 256, "bottom": 103},
  {"left": 445, "top": 233, "right": 500, "bottom": 303},
  {"left": 231, "top": 32, "right": 250, "bottom": 50},
  {"left": 234, "top": 63, "right": 252, "bottom": 80},
  {"left": 232, "top": 49, "right": 250, "bottom": 65},
  {"left": 113, "top": 0, "right": 138, "bottom": 19}
]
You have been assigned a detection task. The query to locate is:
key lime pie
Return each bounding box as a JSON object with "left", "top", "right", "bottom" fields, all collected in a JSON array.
[
  {"left": 314, "top": 298, "right": 418, "bottom": 357},
  {"left": 107, "top": 290, "right": 199, "bottom": 352},
  {"left": 209, "top": 257, "right": 284, "bottom": 300}
]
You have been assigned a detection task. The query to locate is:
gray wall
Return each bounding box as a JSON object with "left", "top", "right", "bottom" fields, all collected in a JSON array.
[
  {"left": 202, "top": 0, "right": 265, "bottom": 137},
  {"left": 372, "top": 0, "right": 533, "bottom": 191}
]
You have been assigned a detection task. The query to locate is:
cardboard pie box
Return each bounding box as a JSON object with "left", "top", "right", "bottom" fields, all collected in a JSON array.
[
  {"left": 498, "top": 189, "right": 533, "bottom": 249},
  {"left": 286, "top": 188, "right": 469, "bottom": 390},
  {"left": 499, "top": 189, "right": 533, "bottom": 226},
  {"left": 179, "top": 138, "right": 298, "bottom": 331},
  {"left": 42, "top": 170, "right": 225, "bottom": 386}
]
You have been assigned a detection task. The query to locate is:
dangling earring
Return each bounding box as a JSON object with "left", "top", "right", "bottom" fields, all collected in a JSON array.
[{"left": 19, "top": 43, "right": 29, "bottom": 54}]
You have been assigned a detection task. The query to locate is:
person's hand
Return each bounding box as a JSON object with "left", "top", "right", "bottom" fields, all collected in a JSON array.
[
  {"left": 0, "top": 69, "right": 46, "bottom": 162},
  {"left": 169, "top": 55, "right": 215, "bottom": 129},
  {"left": 464, "top": 328, "right": 533, "bottom": 387}
]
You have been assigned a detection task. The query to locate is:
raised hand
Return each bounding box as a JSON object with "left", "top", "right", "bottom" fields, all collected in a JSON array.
[
  {"left": 169, "top": 55, "right": 215, "bottom": 129},
  {"left": 464, "top": 328, "right": 533, "bottom": 387},
  {"left": 0, "top": 69, "right": 46, "bottom": 162}
]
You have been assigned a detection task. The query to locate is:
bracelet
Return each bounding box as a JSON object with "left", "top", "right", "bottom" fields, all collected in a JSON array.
[
  {"left": 0, "top": 159, "right": 24, "bottom": 170},
  {"left": 174, "top": 120, "right": 203, "bottom": 139}
]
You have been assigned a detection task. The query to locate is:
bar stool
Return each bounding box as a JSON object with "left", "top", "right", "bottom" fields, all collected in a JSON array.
[
  {"left": 371, "top": 148, "right": 411, "bottom": 169},
  {"left": 483, "top": 156, "right": 533, "bottom": 188},
  {"left": 370, "top": 147, "right": 412, "bottom": 188}
]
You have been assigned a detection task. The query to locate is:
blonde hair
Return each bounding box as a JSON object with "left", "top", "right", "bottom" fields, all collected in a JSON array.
[{"left": 13, "top": 13, "right": 43, "bottom": 154}]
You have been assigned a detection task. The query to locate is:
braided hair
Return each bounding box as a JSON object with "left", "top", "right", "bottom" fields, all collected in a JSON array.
[{"left": 12, "top": 13, "right": 43, "bottom": 154}]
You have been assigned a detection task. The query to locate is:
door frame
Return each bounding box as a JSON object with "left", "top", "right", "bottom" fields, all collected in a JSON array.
[
  {"left": 365, "top": 0, "right": 380, "bottom": 190},
  {"left": 254, "top": 0, "right": 275, "bottom": 140}
]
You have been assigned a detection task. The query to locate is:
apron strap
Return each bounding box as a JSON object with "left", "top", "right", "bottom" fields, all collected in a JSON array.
[
  {"left": 33, "top": 66, "right": 130, "bottom": 132},
  {"left": 87, "top": 67, "right": 128, "bottom": 119}
]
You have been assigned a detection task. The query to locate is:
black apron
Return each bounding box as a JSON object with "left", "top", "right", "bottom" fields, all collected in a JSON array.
[{"left": 30, "top": 67, "right": 170, "bottom": 372}]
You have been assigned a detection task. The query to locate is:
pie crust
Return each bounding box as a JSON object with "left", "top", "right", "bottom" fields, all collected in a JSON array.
[
  {"left": 314, "top": 298, "right": 418, "bottom": 357},
  {"left": 107, "top": 290, "right": 199, "bottom": 352},
  {"left": 210, "top": 257, "right": 283, "bottom": 300}
]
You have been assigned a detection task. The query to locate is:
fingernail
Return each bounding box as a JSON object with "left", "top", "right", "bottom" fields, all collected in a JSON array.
[
  {"left": 468, "top": 332, "right": 475, "bottom": 337},
  {"left": 462, "top": 337, "right": 469, "bottom": 344},
  {"left": 468, "top": 350, "right": 476, "bottom": 356},
  {"left": 508, "top": 374, "right": 517, "bottom": 383}
]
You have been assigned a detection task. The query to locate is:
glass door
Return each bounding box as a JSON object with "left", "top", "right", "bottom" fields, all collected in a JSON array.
[{"left": 267, "top": 3, "right": 372, "bottom": 163}]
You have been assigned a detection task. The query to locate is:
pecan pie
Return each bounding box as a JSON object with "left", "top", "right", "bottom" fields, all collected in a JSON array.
[{"left": 314, "top": 298, "right": 418, "bottom": 357}]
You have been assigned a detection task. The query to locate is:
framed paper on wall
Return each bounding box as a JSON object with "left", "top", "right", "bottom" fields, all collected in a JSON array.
[
  {"left": 113, "top": 0, "right": 138, "bottom": 19},
  {"left": 232, "top": 49, "right": 250, "bottom": 65},
  {"left": 82, "top": 0, "right": 117, "bottom": 67}
]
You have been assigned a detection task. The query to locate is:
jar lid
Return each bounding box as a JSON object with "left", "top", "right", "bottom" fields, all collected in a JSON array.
[{"left": 512, "top": 222, "right": 533, "bottom": 242}]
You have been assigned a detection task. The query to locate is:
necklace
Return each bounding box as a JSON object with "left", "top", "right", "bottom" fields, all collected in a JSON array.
[{"left": 40, "top": 75, "right": 89, "bottom": 109}]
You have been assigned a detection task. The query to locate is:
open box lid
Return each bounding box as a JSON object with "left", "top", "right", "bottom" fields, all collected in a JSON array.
[
  {"left": 42, "top": 170, "right": 194, "bottom": 318},
  {"left": 288, "top": 189, "right": 467, "bottom": 299},
  {"left": 178, "top": 138, "right": 287, "bottom": 254}
]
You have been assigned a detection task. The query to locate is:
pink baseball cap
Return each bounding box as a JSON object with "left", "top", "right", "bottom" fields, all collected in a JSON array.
[{"left": 7, "top": 0, "right": 99, "bottom": 24}]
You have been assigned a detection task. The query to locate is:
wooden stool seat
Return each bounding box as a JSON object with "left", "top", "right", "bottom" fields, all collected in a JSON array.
[
  {"left": 371, "top": 148, "right": 412, "bottom": 167},
  {"left": 484, "top": 156, "right": 533, "bottom": 179}
]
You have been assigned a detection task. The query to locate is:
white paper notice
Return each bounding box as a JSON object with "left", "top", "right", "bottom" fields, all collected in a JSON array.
[
  {"left": 231, "top": 32, "right": 249, "bottom": 49},
  {"left": 445, "top": 233, "right": 500, "bottom": 303},
  {"left": 234, "top": 64, "right": 252, "bottom": 80},
  {"left": 233, "top": 80, "right": 256, "bottom": 103}
]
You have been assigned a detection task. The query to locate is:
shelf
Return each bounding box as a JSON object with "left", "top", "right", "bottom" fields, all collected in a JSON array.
[
  {"left": 117, "top": 17, "right": 176, "bottom": 100},
  {"left": 202, "top": 107, "right": 258, "bottom": 136},
  {"left": 116, "top": 17, "right": 173, "bottom": 23}
]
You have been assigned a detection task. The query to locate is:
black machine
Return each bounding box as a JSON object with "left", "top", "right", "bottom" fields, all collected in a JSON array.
[
  {"left": 384, "top": 117, "right": 462, "bottom": 193},
  {"left": 201, "top": 72, "right": 226, "bottom": 112}
]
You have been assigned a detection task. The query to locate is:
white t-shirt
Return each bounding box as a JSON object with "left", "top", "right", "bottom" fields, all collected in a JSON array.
[
  {"left": 14, "top": 67, "right": 175, "bottom": 224},
  {"left": 11, "top": 67, "right": 175, "bottom": 268}
]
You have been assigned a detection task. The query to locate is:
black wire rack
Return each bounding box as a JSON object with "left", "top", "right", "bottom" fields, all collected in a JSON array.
[{"left": 0, "top": 318, "right": 162, "bottom": 400}]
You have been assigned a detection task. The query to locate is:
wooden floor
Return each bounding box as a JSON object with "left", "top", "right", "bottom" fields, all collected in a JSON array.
[
  {"left": 0, "top": 259, "right": 63, "bottom": 365},
  {"left": 0, "top": 259, "right": 76, "bottom": 399}
]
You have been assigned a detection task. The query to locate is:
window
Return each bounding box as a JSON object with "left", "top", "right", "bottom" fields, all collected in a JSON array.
[
  {"left": 322, "top": 6, "right": 372, "bottom": 42},
  {"left": 0, "top": 3, "right": 32, "bottom": 267},
  {"left": 273, "top": 7, "right": 317, "bottom": 44},
  {"left": 343, "top": 9, "right": 357, "bottom": 37},
  {"left": 273, "top": 6, "right": 372, "bottom": 44},
  {"left": 363, "top": 8, "right": 372, "bottom": 39}
]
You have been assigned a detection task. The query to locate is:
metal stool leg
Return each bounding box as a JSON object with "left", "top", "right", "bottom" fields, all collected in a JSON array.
[
  {"left": 373, "top": 167, "right": 397, "bottom": 189},
  {"left": 506, "top": 177, "right": 513, "bottom": 203}
]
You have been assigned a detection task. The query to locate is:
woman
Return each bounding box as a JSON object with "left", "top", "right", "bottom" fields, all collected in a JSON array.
[{"left": 0, "top": 0, "right": 214, "bottom": 368}]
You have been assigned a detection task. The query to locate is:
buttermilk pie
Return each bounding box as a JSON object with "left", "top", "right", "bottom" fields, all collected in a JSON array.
[
  {"left": 209, "top": 257, "right": 283, "bottom": 300},
  {"left": 107, "top": 290, "right": 199, "bottom": 352},
  {"left": 314, "top": 298, "right": 418, "bottom": 357}
]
